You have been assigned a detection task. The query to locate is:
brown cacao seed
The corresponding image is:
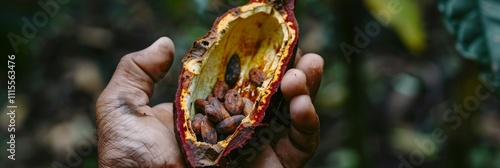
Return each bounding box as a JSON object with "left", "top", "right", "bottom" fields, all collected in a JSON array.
[
  {"left": 249, "top": 68, "right": 266, "bottom": 85},
  {"left": 191, "top": 113, "right": 204, "bottom": 135},
  {"left": 201, "top": 116, "right": 217, "bottom": 144},
  {"left": 224, "top": 89, "right": 243, "bottom": 115},
  {"left": 216, "top": 115, "right": 245, "bottom": 134},
  {"left": 212, "top": 81, "right": 229, "bottom": 101},
  {"left": 207, "top": 93, "right": 214, "bottom": 100},
  {"left": 194, "top": 99, "right": 209, "bottom": 114},
  {"left": 225, "top": 54, "right": 241, "bottom": 87},
  {"left": 205, "top": 97, "right": 231, "bottom": 123}
]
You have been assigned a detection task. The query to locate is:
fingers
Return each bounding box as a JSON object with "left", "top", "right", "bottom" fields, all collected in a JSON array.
[
  {"left": 97, "top": 37, "right": 175, "bottom": 110},
  {"left": 280, "top": 53, "right": 322, "bottom": 150},
  {"left": 289, "top": 95, "right": 319, "bottom": 144},
  {"left": 281, "top": 69, "right": 309, "bottom": 101},
  {"left": 275, "top": 95, "right": 319, "bottom": 167},
  {"left": 295, "top": 53, "right": 323, "bottom": 101},
  {"left": 276, "top": 52, "right": 322, "bottom": 167},
  {"left": 281, "top": 52, "right": 324, "bottom": 101}
]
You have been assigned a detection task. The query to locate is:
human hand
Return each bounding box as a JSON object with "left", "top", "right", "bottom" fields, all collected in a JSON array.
[{"left": 96, "top": 37, "right": 323, "bottom": 167}]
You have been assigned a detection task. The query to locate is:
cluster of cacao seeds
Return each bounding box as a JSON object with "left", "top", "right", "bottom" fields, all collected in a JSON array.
[{"left": 191, "top": 54, "right": 266, "bottom": 144}]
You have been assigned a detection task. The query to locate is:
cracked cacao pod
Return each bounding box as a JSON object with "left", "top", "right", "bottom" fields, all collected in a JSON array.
[{"left": 174, "top": 0, "right": 298, "bottom": 167}]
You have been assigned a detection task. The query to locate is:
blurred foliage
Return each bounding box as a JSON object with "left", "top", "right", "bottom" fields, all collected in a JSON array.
[
  {"left": 364, "top": 0, "right": 426, "bottom": 53},
  {"left": 439, "top": 0, "right": 500, "bottom": 97}
]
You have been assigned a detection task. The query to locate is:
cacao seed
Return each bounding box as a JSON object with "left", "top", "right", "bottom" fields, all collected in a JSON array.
[
  {"left": 249, "top": 68, "right": 265, "bottom": 85},
  {"left": 242, "top": 98, "right": 253, "bottom": 116},
  {"left": 194, "top": 99, "right": 209, "bottom": 114},
  {"left": 210, "top": 97, "right": 229, "bottom": 114},
  {"left": 216, "top": 115, "right": 245, "bottom": 134},
  {"left": 191, "top": 113, "right": 204, "bottom": 135},
  {"left": 224, "top": 89, "right": 243, "bottom": 115},
  {"left": 205, "top": 97, "right": 230, "bottom": 123},
  {"left": 225, "top": 54, "right": 241, "bottom": 87},
  {"left": 207, "top": 93, "right": 214, "bottom": 100},
  {"left": 201, "top": 116, "right": 217, "bottom": 144},
  {"left": 212, "top": 81, "right": 229, "bottom": 101}
]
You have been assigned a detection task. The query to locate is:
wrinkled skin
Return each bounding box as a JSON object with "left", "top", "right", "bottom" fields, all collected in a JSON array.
[{"left": 96, "top": 37, "right": 324, "bottom": 168}]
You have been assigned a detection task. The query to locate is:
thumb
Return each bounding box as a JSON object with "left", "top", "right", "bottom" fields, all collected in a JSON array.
[
  {"left": 97, "top": 37, "right": 175, "bottom": 112},
  {"left": 132, "top": 37, "right": 176, "bottom": 85}
]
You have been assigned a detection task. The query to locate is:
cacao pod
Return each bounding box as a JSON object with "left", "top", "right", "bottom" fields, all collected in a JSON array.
[{"left": 174, "top": 0, "right": 298, "bottom": 167}]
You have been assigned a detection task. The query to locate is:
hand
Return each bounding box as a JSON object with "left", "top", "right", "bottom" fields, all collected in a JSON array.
[{"left": 96, "top": 37, "right": 323, "bottom": 167}]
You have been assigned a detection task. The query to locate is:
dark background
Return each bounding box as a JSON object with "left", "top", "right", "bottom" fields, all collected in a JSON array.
[{"left": 1, "top": 0, "right": 499, "bottom": 167}]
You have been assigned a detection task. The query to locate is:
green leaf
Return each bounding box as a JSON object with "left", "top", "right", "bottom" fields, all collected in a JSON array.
[
  {"left": 364, "top": 0, "right": 426, "bottom": 52},
  {"left": 439, "top": 0, "right": 500, "bottom": 97}
]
